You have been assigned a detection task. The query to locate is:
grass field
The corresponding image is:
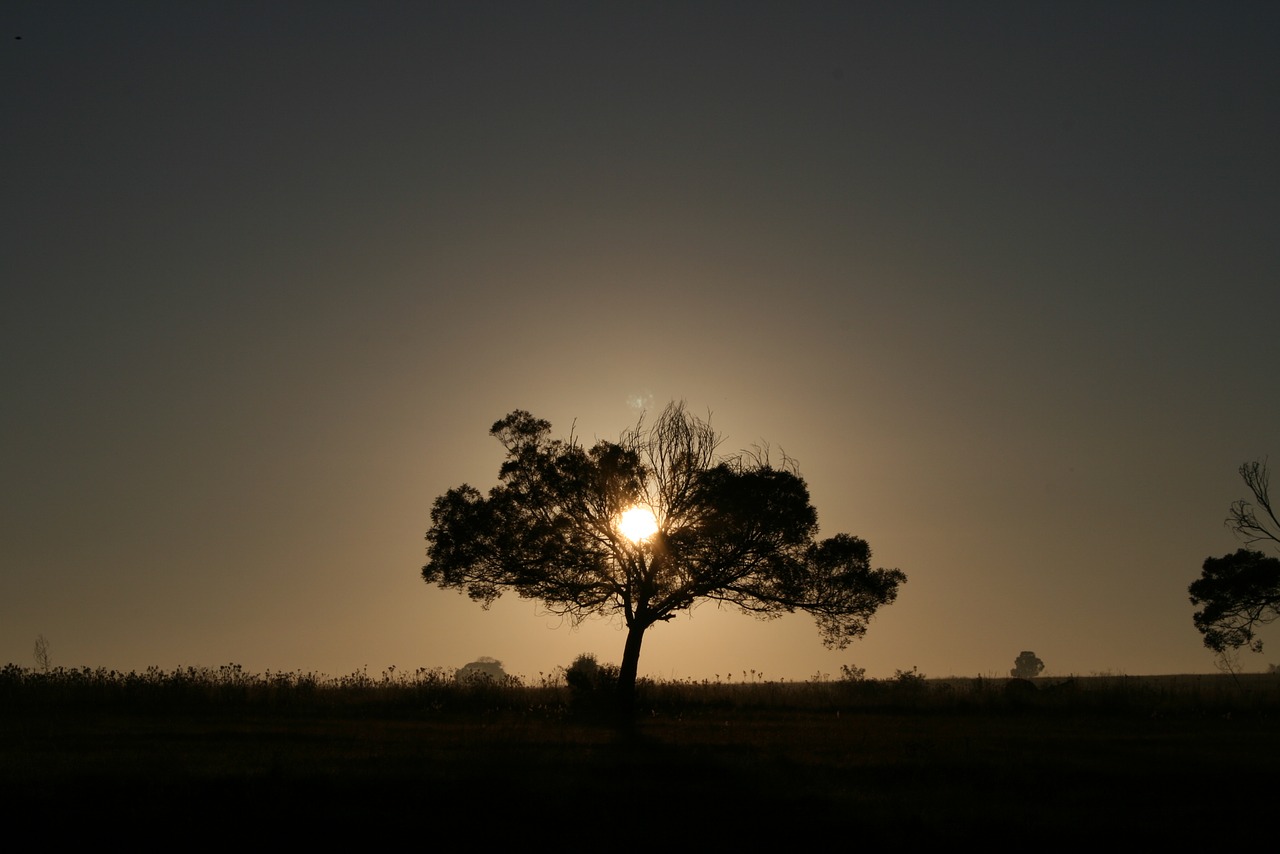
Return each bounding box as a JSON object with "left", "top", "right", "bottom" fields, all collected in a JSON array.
[{"left": 3, "top": 665, "right": 1276, "bottom": 842}]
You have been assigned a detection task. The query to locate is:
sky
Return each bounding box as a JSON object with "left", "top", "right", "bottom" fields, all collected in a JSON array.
[{"left": 4, "top": 2, "right": 1279, "bottom": 682}]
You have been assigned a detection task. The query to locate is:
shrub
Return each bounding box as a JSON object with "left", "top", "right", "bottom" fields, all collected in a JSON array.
[
  {"left": 565, "top": 653, "right": 619, "bottom": 707},
  {"left": 839, "top": 663, "right": 867, "bottom": 682}
]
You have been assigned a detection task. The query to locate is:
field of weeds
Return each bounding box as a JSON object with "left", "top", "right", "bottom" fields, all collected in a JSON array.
[{"left": 3, "top": 664, "right": 1276, "bottom": 843}]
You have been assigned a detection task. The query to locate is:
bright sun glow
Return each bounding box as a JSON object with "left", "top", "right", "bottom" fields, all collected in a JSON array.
[{"left": 617, "top": 506, "right": 659, "bottom": 542}]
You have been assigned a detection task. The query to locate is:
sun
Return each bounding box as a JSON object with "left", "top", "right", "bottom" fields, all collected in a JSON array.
[{"left": 617, "top": 506, "right": 659, "bottom": 542}]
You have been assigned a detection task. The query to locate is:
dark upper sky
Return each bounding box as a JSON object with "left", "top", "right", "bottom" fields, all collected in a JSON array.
[{"left": 4, "top": 2, "right": 1278, "bottom": 679}]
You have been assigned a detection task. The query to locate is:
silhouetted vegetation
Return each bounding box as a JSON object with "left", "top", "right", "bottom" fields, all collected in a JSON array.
[
  {"left": 1191, "top": 460, "right": 1280, "bottom": 657},
  {"left": 4, "top": 662, "right": 1276, "bottom": 841},
  {"left": 423, "top": 402, "right": 905, "bottom": 713},
  {"left": 1010, "top": 650, "right": 1045, "bottom": 679},
  {"left": 3, "top": 662, "right": 1277, "bottom": 718},
  {"left": 1191, "top": 549, "right": 1280, "bottom": 653},
  {"left": 563, "top": 652, "right": 621, "bottom": 714},
  {"left": 455, "top": 656, "right": 512, "bottom": 684},
  {"left": 0, "top": 663, "right": 550, "bottom": 717}
]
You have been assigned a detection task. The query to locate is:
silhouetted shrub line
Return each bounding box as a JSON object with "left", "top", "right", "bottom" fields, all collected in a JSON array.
[{"left": 2, "top": 664, "right": 1277, "bottom": 719}]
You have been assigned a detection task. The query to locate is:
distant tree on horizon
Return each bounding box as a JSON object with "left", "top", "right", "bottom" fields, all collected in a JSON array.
[
  {"left": 1010, "top": 650, "right": 1044, "bottom": 679},
  {"left": 455, "top": 656, "right": 508, "bottom": 683}
]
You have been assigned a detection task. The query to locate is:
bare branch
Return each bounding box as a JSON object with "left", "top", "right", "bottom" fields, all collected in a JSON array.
[{"left": 1228, "top": 459, "right": 1280, "bottom": 551}]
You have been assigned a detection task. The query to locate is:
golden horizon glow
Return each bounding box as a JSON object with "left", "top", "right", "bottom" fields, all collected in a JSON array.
[{"left": 617, "top": 506, "right": 659, "bottom": 542}]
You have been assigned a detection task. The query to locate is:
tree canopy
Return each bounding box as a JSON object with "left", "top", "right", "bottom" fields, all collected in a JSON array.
[
  {"left": 1189, "top": 460, "right": 1280, "bottom": 655},
  {"left": 423, "top": 402, "right": 906, "bottom": 709},
  {"left": 1010, "top": 650, "right": 1044, "bottom": 680},
  {"left": 1189, "top": 549, "right": 1280, "bottom": 654}
]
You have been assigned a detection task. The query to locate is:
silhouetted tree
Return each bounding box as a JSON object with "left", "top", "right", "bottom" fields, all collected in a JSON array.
[
  {"left": 422, "top": 402, "right": 906, "bottom": 712},
  {"left": 1227, "top": 460, "right": 1280, "bottom": 551},
  {"left": 1189, "top": 460, "right": 1280, "bottom": 656},
  {"left": 1010, "top": 650, "right": 1044, "bottom": 679},
  {"left": 1190, "top": 549, "right": 1280, "bottom": 654},
  {"left": 456, "top": 656, "right": 509, "bottom": 683}
]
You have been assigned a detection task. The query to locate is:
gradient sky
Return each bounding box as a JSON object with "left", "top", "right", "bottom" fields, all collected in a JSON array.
[{"left": 5, "top": 2, "right": 1279, "bottom": 681}]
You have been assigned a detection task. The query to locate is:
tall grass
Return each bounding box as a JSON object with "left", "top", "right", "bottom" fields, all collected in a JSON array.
[
  {"left": 0, "top": 662, "right": 554, "bottom": 717},
  {"left": 3, "top": 662, "right": 1277, "bottom": 718}
]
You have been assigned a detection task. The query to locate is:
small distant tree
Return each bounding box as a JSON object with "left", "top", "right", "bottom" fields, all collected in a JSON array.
[
  {"left": 456, "top": 656, "right": 508, "bottom": 683},
  {"left": 1010, "top": 650, "right": 1044, "bottom": 679}
]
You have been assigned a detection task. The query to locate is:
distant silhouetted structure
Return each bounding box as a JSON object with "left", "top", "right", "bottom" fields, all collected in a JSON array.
[{"left": 1011, "top": 650, "right": 1045, "bottom": 679}]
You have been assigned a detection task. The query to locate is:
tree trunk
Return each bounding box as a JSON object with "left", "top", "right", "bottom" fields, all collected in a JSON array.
[{"left": 617, "top": 621, "right": 647, "bottom": 715}]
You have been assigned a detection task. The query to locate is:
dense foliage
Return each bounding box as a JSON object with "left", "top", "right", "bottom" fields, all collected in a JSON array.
[{"left": 1190, "top": 549, "right": 1280, "bottom": 653}]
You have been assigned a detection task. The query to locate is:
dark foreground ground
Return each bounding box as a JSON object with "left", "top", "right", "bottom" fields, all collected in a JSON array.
[{"left": 3, "top": 670, "right": 1276, "bottom": 842}]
